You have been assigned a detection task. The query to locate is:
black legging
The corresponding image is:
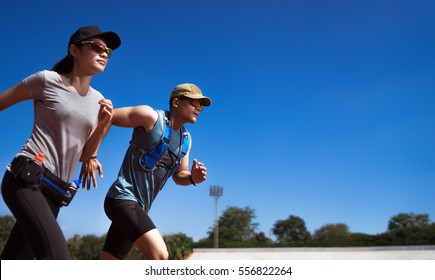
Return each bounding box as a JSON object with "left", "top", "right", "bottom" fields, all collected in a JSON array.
[{"left": 0, "top": 170, "right": 69, "bottom": 260}]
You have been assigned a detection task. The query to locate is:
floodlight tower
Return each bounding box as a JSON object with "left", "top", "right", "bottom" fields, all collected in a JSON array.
[{"left": 209, "top": 185, "right": 223, "bottom": 248}]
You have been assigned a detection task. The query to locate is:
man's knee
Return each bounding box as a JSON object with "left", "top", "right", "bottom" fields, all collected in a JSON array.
[
  {"left": 134, "top": 229, "right": 169, "bottom": 260},
  {"left": 145, "top": 246, "right": 169, "bottom": 260}
]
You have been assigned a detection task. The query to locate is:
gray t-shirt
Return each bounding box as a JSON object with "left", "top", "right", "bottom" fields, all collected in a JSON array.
[{"left": 16, "top": 70, "right": 104, "bottom": 182}]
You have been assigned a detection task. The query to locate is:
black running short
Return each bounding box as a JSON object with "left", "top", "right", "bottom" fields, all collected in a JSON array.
[{"left": 102, "top": 197, "right": 156, "bottom": 259}]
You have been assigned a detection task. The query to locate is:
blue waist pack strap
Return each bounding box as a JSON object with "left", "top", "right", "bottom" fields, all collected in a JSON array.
[{"left": 39, "top": 169, "right": 79, "bottom": 207}]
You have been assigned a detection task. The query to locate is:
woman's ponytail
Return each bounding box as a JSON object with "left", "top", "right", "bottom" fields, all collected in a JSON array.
[{"left": 51, "top": 55, "right": 74, "bottom": 74}]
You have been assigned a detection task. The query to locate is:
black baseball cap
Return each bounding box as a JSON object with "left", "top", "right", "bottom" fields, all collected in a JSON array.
[{"left": 68, "top": 26, "right": 121, "bottom": 50}]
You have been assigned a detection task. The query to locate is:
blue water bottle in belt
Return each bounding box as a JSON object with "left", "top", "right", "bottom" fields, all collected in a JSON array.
[{"left": 62, "top": 179, "right": 81, "bottom": 206}]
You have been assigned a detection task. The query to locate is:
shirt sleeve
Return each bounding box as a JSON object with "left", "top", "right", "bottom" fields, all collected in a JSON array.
[{"left": 22, "top": 70, "right": 46, "bottom": 100}]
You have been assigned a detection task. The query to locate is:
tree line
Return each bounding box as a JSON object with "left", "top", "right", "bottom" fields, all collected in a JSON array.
[{"left": 1, "top": 208, "right": 433, "bottom": 260}]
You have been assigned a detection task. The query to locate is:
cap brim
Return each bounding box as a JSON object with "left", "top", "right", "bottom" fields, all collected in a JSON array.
[
  {"left": 80, "top": 31, "right": 121, "bottom": 50},
  {"left": 188, "top": 95, "right": 212, "bottom": 106}
]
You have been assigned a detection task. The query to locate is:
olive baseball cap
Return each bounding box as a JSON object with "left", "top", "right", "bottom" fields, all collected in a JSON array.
[
  {"left": 170, "top": 83, "right": 212, "bottom": 106},
  {"left": 69, "top": 25, "right": 121, "bottom": 50}
]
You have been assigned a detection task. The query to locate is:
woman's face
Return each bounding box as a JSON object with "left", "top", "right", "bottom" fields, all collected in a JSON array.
[{"left": 74, "top": 38, "right": 111, "bottom": 74}]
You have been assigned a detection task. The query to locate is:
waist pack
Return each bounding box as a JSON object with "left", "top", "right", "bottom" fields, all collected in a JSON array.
[
  {"left": 10, "top": 156, "right": 44, "bottom": 186},
  {"left": 39, "top": 169, "right": 80, "bottom": 207},
  {"left": 10, "top": 156, "right": 79, "bottom": 206}
]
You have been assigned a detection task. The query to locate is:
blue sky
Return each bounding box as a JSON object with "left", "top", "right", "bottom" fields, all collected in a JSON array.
[{"left": 1, "top": 0, "right": 434, "bottom": 242}]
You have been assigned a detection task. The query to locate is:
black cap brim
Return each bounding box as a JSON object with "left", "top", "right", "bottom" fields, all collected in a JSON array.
[
  {"left": 81, "top": 31, "right": 121, "bottom": 50},
  {"left": 69, "top": 26, "right": 121, "bottom": 50}
]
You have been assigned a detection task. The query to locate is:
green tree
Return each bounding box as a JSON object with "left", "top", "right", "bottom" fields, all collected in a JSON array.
[
  {"left": 375, "top": 223, "right": 435, "bottom": 245},
  {"left": 67, "top": 234, "right": 83, "bottom": 259},
  {"left": 272, "top": 215, "right": 311, "bottom": 246},
  {"left": 0, "top": 215, "right": 15, "bottom": 253},
  {"left": 163, "top": 233, "right": 194, "bottom": 260},
  {"left": 208, "top": 206, "right": 259, "bottom": 242},
  {"left": 388, "top": 213, "right": 430, "bottom": 231},
  {"left": 251, "top": 232, "right": 274, "bottom": 245},
  {"left": 67, "top": 234, "right": 105, "bottom": 260},
  {"left": 345, "top": 233, "right": 376, "bottom": 247},
  {"left": 313, "top": 223, "right": 350, "bottom": 241}
]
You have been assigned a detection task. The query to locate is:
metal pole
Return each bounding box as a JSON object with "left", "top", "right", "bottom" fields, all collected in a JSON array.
[
  {"left": 214, "top": 195, "right": 219, "bottom": 248},
  {"left": 210, "top": 186, "right": 223, "bottom": 248}
]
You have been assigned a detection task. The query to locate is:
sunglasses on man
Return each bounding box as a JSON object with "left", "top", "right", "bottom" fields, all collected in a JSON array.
[{"left": 179, "top": 97, "right": 204, "bottom": 111}]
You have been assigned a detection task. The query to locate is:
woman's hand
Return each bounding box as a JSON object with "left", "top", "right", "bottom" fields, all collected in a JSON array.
[{"left": 79, "top": 158, "right": 103, "bottom": 190}]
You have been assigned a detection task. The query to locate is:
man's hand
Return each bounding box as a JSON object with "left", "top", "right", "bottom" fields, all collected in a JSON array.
[
  {"left": 98, "top": 99, "right": 114, "bottom": 129},
  {"left": 190, "top": 159, "right": 207, "bottom": 185}
]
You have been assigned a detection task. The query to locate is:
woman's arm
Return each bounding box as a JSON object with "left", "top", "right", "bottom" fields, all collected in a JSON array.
[
  {"left": 79, "top": 99, "right": 114, "bottom": 162},
  {"left": 79, "top": 99, "right": 113, "bottom": 189},
  {"left": 0, "top": 82, "right": 32, "bottom": 111}
]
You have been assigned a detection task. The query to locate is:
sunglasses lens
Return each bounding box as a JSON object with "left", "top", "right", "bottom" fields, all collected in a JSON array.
[
  {"left": 191, "top": 100, "right": 203, "bottom": 111},
  {"left": 105, "top": 48, "right": 112, "bottom": 57},
  {"left": 93, "top": 44, "right": 102, "bottom": 53},
  {"left": 86, "top": 42, "right": 112, "bottom": 58}
]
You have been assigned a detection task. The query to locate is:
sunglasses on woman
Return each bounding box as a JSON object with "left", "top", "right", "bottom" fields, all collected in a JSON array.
[{"left": 80, "top": 41, "right": 112, "bottom": 58}]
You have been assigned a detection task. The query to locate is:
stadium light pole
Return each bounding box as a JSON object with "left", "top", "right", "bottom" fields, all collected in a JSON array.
[{"left": 210, "top": 185, "right": 223, "bottom": 248}]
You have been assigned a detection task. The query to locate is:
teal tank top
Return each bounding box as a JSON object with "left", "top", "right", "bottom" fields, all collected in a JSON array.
[{"left": 106, "top": 110, "right": 191, "bottom": 212}]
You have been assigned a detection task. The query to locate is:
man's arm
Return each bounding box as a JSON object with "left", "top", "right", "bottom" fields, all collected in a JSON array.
[
  {"left": 172, "top": 157, "right": 207, "bottom": 186},
  {"left": 112, "top": 105, "right": 158, "bottom": 132}
]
